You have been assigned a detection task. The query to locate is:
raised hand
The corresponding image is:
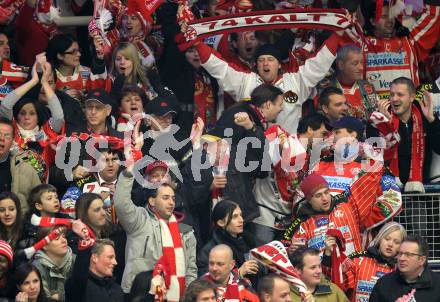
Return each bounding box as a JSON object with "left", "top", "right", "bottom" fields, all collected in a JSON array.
[
  {"left": 234, "top": 112, "right": 254, "bottom": 130},
  {"left": 190, "top": 117, "right": 205, "bottom": 148},
  {"left": 377, "top": 98, "right": 392, "bottom": 121},
  {"left": 420, "top": 91, "right": 435, "bottom": 123},
  {"left": 15, "top": 292, "right": 29, "bottom": 302}
]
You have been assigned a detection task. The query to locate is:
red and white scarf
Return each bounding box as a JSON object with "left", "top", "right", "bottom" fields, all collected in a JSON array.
[
  {"left": 29, "top": 215, "right": 96, "bottom": 256},
  {"left": 369, "top": 106, "right": 425, "bottom": 192},
  {"left": 33, "top": 0, "right": 59, "bottom": 37},
  {"left": 250, "top": 241, "right": 307, "bottom": 297},
  {"left": 264, "top": 125, "right": 307, "bottom": 204},
  {"left": 204, "top": 272, "right": 241, "bottom": 302},
  {"left": 177, "top": 9, "right": 352, "bottom": 49},
  {"left": 325, "top": 228, "right": 352, "bottom": 291},
  {"left": 152, "top": 213, "right": 186, "bottom": 302}
]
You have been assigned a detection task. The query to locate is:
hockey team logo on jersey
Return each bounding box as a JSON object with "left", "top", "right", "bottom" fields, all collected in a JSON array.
[
  {"left": 333, "top": 209, "right": 344, "bottom": 218},
  {"left": 283, "top": 90, "right": 298, "bottom": 104},
  {"left": 381, "top": 174, "right": 400, "bottom": 192}
]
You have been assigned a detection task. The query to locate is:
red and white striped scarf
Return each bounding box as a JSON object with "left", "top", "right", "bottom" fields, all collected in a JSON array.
[
  {"left": 177, "top": 9, "right": 353, "bottom": 50},
  {"left": 153, "top": 213, "right": 186, "bottom": 302},
  {"left": 250, "top": 241, "right": 307, "bottom": 297},
  {"left": 369, "top": 105, "right": 425, "bottom": 192},
  {"left": 326, "top": 228, "right": 351, "bottom": 291},
  {"left": 204, "top": 272, "right": 241, "bottom": 302},
  {"left": 264, "top": 125, "right": 307, "bottom": 204}
]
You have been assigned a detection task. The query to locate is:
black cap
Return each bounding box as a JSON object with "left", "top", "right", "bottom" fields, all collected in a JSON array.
[
  {"left": 146, "top": 95, "right": 177, "bottom": 117},
  {"left": 85, "top": 89, "right": 115, "bottom": 107},
  {"left": 255, "top": 44, "right": 282, "bottom": 63},
  {"left": 333, "top": 116, "right": 365, "bottom": 136}
]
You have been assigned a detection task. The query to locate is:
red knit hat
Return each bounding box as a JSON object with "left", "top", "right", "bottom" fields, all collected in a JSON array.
[
  {"left": 300, "top": 173, "right": 329, "bottom": 199},
  {"left": 0, "top": 240, "right": 13, "bottom": 266}
]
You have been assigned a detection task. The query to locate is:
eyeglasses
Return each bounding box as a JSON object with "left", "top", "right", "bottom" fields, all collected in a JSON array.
[
  {"left": 396, "top": 251, "right": 424, "bottom": 258},
  {"left": 63, "top": 48, "right": 81, "bottom": 55}
]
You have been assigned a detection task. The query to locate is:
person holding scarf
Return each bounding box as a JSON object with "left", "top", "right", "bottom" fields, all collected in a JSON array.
[
  {"left": 284, "top": 166, "right": 402, "bottom": 258},
  {"left": 113, "top": 132, "right": 197, "bottom": 295},
  {"left": 369, "top": 76, "right": 440, "bottom": 192},
  {"left": 323, "top": 221, "right": 406, "bottom": 301}
]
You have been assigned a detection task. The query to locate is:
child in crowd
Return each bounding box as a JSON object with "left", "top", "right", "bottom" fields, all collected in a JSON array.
[{"left": 18, "top": 185, "right": 71, "bottom": 266}]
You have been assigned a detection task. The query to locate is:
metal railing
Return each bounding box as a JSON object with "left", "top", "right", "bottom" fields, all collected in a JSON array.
[{"left": 392, "top": 193, "right": 440, "bottom": 267}]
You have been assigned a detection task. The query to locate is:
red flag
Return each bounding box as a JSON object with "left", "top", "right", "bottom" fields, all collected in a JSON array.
[{"left": 127, "top": 0, "right": 164, "bottom": 23}]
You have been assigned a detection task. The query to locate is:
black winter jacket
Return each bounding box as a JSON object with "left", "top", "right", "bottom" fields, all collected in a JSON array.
[
  {"left": 65, "top": 248, "right": 124, "bottom": 302},
  {"left": 369, "top": 267, "right": 440, "bottom": 302},
  {"left": 197, "top": 228, "right": 255, "bottom": 276},
  {"left": 211, "top": 102, "right": 268, "bottom": 222}
]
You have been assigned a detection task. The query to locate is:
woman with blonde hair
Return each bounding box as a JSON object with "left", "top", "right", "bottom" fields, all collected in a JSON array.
[
  {"left": 107, "top": 42, "right": 172, "bottom": 103},
  {"left": 325, "top": 222, "right": 407, "bottom": 301},
  {"left": 111, "top": 42, "right": 150, "bottom": 89}
]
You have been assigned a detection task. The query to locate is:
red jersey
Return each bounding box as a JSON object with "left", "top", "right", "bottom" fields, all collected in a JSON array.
[
  {"left": 0, "top": 60, "right": 29, "bottom": 100},
  {"left": 364, "top": 5, "right": 440, "bottom": 99},
  {"left": 288, "top": 165, "right": 402, "bottom": 256},
  {"left": 316, "top": 77, "right": 378, "bottom": 121},
  {"left": 55, "top": 65, "right": 106, "bottom": 93},
  {"left": 345, "top": 252, "right": 395, "bottom": 302}
]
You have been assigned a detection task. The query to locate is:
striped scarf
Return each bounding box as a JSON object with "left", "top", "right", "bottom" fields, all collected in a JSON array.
[
  {"left": 204, "top": 272, "right": 241, "bottom": 302},
  {"left": 369, "top": 105, "right": 425, "bottom": 192},
  {"left": 154, "top": 213, "right": 186, "bottom": 302}
]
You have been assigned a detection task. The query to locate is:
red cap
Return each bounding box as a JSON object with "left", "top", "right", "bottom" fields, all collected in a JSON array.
[
  {"left": 300, "top": 173, "right": 329, "bottom": 199},
  {"left": 145, "top": 160, "right": 168, "bottom": 175}
]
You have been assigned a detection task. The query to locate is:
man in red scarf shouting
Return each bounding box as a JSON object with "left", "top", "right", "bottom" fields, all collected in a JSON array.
[{"left": 369, "top": 76, "right": 440, "bottom": 192}]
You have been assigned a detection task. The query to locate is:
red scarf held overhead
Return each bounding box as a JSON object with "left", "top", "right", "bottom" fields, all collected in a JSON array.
[
  {"left": 127, "top": 0, "right": 163, "bottom": 23},
  {"left": 177, "top": 9, "right": 353, "bottom": 50}
]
